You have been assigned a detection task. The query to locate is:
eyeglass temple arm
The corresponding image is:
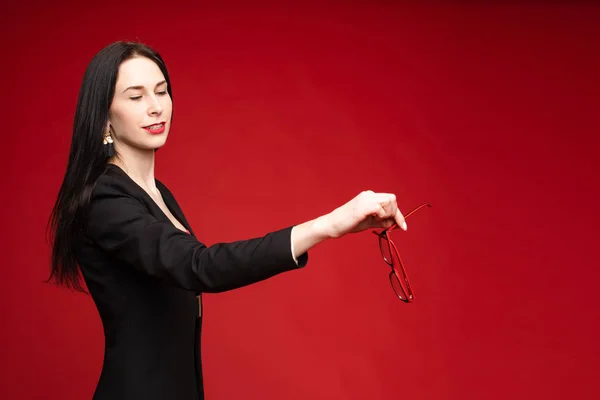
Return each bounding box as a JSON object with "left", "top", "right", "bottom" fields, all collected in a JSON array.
[
  {"left": 372, "top": 203, "right": 432, "bottom": 234},
  {"left": 404, "top": 203, "right": 432, "bottom": 219}
]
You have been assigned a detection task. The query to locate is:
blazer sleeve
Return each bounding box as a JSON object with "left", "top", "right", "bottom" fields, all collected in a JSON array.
[{"left": 85, "top": 176, "right": 308, "bottom": 293}]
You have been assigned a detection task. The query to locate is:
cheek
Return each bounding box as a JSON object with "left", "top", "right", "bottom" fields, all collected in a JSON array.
[
  {"left": 109, "top": 102, "right": 127, "bottom": 129},
  {"left": 163, "top": 97, "right": 173, "bottom": 116},
  {"left": 110, "top": 103, "right": 141, "bottom": 133}
]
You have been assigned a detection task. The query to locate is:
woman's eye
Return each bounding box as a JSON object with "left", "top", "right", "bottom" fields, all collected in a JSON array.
[{"left": 129, "top": 92, "right": 167, "bottom": 100}]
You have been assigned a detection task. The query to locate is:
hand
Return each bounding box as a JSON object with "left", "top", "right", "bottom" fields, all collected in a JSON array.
[{"left": 324, "top": 190, "right": 407, "bottom": 239}]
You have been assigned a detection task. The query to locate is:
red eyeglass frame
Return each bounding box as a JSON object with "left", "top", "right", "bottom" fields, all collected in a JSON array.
[{"left": 372, "top": 203, "right": 432, "bottom": 302}]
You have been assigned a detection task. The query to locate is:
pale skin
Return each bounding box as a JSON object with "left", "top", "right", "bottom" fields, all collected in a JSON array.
[{"left": 106, "top": 56, "right": 408, "bottom": 259}]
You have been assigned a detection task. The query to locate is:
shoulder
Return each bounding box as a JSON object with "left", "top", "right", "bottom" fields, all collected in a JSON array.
[
  {"left": 92, "top": 164, "right": 141, "bottom": 200},
  {"left": 88, "top": 165, "right": 147, "bottom": 220},
  {"left": 86, "top": 166, "right": 152, "bottom": 234}
]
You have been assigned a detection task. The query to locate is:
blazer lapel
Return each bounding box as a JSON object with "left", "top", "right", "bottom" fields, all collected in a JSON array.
[
  {"left": 104, "top": 165, "right": 194, "bottom": 237},
  {"left": 156, "top": 179, "right": 194, "bottom": 237}
]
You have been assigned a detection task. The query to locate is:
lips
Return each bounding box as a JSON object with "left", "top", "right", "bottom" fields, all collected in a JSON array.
[
  {"left": 143, "top": 122, "right": 166, "bottom": 134},
  {"left": 144, "top": 122, "right": 165, "bottom": 129}
]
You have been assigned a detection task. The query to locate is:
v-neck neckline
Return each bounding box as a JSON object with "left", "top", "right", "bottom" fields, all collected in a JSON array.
[{"left": 105, "top": 164, "right": 191, "bottom": 234}]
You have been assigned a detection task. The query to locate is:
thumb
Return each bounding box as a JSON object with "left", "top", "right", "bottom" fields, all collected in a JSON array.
[
  {"left": 375, "top": 204, "right": 387, "bottom": 219},
  {"left": 395, "top": 208, "right": 407, "bottom": 231}
]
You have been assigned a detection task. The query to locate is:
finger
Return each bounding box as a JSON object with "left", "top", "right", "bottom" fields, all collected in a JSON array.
[
  {"left": 373, "top": 193, "right": 397, "bottom": 217},
  {"left": 395, "top": 207, "right": 407, "bottom": 231},
  {"left": 375, "top": 193, "right": 405, "bottom": 230},
  {"left": 375, "top": 204, "right": 387, "bottom": 219},
  {"left": 379, "top": 218, "right": 396, "bottom": 229},
  {"left": 364, "top": 202, "right": 389, "bottom": 219}
]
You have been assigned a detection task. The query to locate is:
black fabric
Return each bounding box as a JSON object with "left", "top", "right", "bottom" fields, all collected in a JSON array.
[{"left": 74, "top": 164, "right": 308, "bottom": 399}]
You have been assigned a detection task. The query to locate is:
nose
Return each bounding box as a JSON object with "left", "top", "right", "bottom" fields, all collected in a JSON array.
[{"left": 148, "top": 94, "right": 163, "bottom": 116}]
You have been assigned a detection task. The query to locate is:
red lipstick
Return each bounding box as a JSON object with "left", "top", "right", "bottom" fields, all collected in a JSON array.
[{"left": 143, "top": 122, "right": 166, "bottom": 134}]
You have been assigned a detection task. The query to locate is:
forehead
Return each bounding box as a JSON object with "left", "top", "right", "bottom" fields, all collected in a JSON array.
[{"left": 115, "top": 57, "right": 165, "bottom": 89}]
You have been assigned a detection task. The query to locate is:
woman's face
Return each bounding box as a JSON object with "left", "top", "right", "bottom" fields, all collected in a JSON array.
[{"left": 107, "top": 56, "right": 172, "bottom": 154}]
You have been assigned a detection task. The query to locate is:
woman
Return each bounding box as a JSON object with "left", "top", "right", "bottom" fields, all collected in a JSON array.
[{"left": 47, "top": 41, "right": 407, "bottom": 400}]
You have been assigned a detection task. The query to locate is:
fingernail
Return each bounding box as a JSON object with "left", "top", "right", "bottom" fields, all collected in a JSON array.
[{"left": 401, "top": 222, "right": 408, "bottom": 231}]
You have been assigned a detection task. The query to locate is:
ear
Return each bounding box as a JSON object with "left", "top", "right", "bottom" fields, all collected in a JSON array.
[{"left": 105, "top": 121, "right": 111, "bottom": 134}]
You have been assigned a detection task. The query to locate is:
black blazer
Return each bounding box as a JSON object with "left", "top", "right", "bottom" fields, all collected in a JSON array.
[{"left": 74, "top": 164, "right": 308, "bottom": 400}]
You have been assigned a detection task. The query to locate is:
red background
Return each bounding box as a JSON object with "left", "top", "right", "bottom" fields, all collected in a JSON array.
[{"left": 2, "top": 2, "right": 599, "bottom": 399}]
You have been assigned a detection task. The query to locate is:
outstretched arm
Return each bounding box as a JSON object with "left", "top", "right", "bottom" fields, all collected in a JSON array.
[{"left": 291, "top": 190, "right": 406, "bottom": 259}]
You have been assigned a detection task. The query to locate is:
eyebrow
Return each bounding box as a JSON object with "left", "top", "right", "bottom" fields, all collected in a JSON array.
[{"left": 122, "top": 80, "right": 167, "bottom": 93}]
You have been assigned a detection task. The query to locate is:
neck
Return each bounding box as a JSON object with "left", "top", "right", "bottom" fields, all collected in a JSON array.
[{"left": 108, "top": 147, "right": 157, "bottom": 194}]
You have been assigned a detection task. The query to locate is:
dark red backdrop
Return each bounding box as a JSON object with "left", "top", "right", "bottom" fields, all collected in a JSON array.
[{"left": 2, "top": 2, "right": 599, "bottom": 399}]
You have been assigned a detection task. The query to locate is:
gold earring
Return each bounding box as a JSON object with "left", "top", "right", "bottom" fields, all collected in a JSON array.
[{"left": 103, "top": 130, "right": 115, "bottom": 158}]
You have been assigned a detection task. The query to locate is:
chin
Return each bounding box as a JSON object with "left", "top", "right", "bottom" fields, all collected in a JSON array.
[{"left": 149, "top": 134, "right": 168, "bottom": 148}]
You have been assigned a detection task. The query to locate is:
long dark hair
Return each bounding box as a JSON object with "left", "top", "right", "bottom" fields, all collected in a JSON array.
[{"left": 46, "top": 41, "right": 174, "bottom": 292}]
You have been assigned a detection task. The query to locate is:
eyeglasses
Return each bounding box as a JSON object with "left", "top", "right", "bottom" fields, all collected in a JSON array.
[{"left": 372, "top": 203, "right": 432, "bottom": 303}]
